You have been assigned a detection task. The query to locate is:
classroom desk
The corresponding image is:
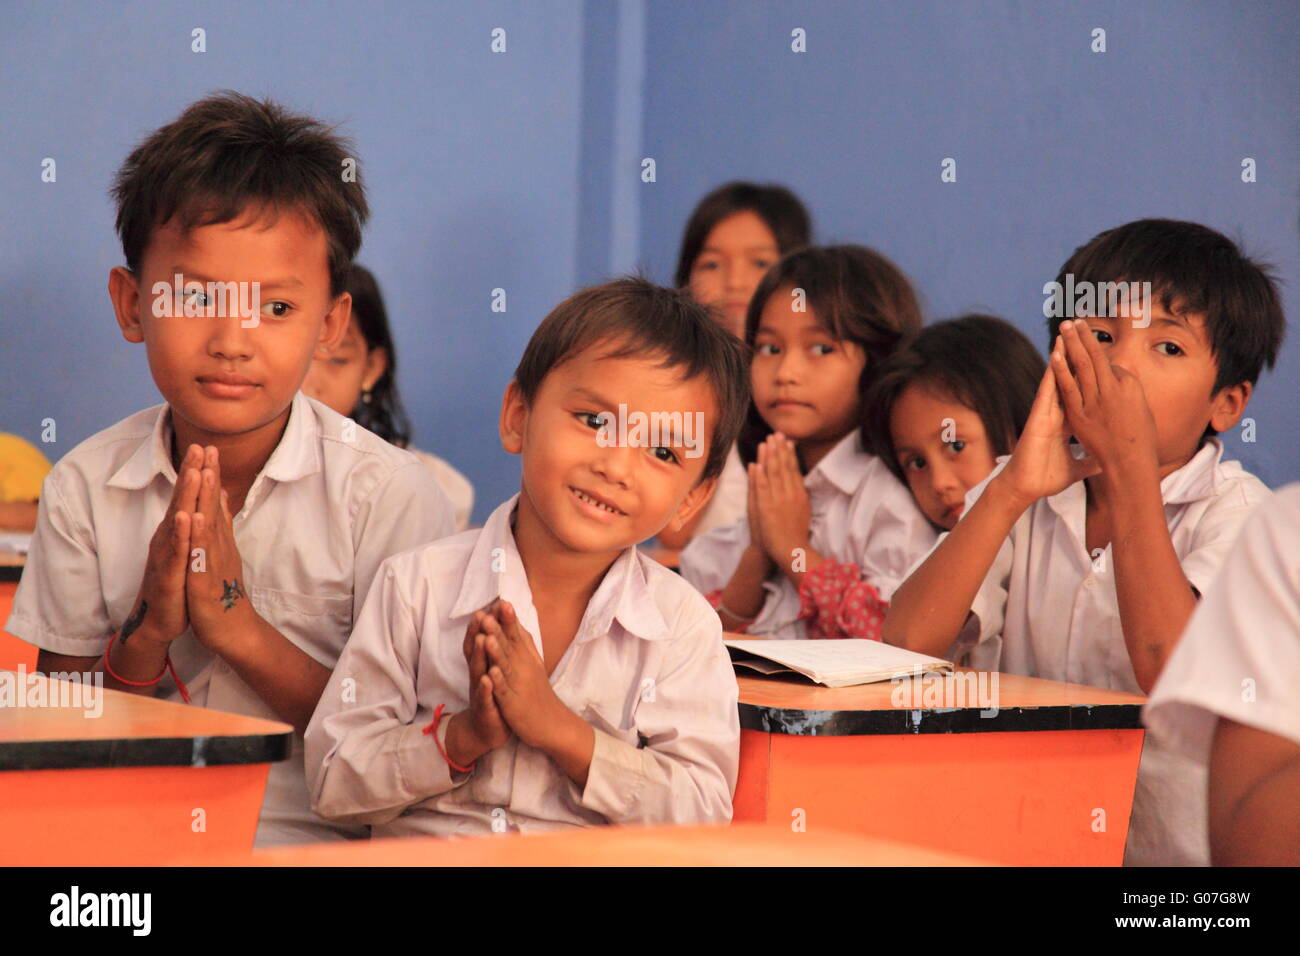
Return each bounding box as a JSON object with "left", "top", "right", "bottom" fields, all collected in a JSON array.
[
  {"left": 732, "top": 666, "right": 1146, "bottom": 866},
  {"left": 0, "top": 555, "right": 36, "bottom": 672},
  {"left": 0, "top": 671, "right": 291, "bottom": 865},
  {"left": 213, "top": 823, "right": 987, "bottom": 867}
]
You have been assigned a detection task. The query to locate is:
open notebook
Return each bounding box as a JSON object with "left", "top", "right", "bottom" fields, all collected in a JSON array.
[{"left": 725, "top": 638, "right": 953, "bottom": 688}]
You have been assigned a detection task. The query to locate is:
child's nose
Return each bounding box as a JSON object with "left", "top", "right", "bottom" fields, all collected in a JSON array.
[{"left": 591, "top": 442, "right": 636, "bottom": 487}]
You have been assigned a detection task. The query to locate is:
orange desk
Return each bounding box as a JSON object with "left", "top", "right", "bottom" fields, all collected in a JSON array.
[
  {"left": 0, "top": 672, "right": 291, "bottom": 865},
  {"left": 733, "top": 669, "right": 1145, "bottom": 866},
  {"left": 215, "top": 823, "right": 986, "bottom": 867}
]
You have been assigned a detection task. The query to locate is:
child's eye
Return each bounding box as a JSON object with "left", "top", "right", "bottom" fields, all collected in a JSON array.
[
  {"left": 1156, "top": 342, "right": 1183, "bottom": 357},
  {"left": 1090, "top": 328, "right": 1114, "bottom": 344},
  {"left": 755, "top": 343, "right": 779, "bottom": 355},
  {"left": 903, "top": 456, "right": 926, "bottom": 472},
  {"left": 261, "top": 301, "right": 292, "bottom": 319},
  {"left": 810, "top": 344, "right": 834, "bottom": 356},
  {"left": 946, "top": 440, "right": 966, "bottom": 453},
  {"left": 695, "top": 260, "right": 719, "bottom": 272},
  {"left": 184, "top": 290, "right": 211, "bottom": 309},
  {"left": 576, "top": 412, "right": 606, "bottom": 430},
  {"left": 752, "top": 258, "right": 773, "bottom": 271},
  {"left": 651, "top": 446, "right": 680, "bottom": 465}
]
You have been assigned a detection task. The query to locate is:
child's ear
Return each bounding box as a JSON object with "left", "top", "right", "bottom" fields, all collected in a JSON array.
[
  {"left": 109, "top": 267, "right": 145, "bottom": 343},
  {"left": 363, "top": 346, "right": 388, "bottom": 391},
  {"left": 1209, "top": 380, "right": 1252, "bottom": 433},
  {"left": 319, "top": 291, "right": 352, "bottom": 353},
  {"left": 666, "top": 475, "right": 718, "bottom": 532},
  {"left": 499, "top": 381, "right": 527, "bottom": 455}
]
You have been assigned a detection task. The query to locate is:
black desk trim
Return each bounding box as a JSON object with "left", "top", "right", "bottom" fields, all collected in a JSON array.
[
  {"left": 0, "top": 731, "right": 292, "bottom": 771},
  {"left": 739, "top": 701, "right": 1145, "bottom": 735}
]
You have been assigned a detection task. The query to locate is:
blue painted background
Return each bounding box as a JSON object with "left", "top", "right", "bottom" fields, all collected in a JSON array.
[{"left": 2, "top": 1, "right": 1297, "bottom": 523}]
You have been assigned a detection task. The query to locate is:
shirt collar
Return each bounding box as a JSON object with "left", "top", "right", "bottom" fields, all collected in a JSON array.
[
  {"left": 1044, "top": 437, "right": 1227, "bottom": 521},
  {"left": 106, "top": 390, "right": 322, "bottom": 490},
  {"left": 451, "top": 493, "right": 672, "bottom": 643},
  {"left": 806, "top": 430, "right": 870, "bottom": 496}
]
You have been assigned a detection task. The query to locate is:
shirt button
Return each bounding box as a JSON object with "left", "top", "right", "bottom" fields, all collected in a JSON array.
[{"left": 1083, "top": 577, "right": 1096, "bottom": 590}]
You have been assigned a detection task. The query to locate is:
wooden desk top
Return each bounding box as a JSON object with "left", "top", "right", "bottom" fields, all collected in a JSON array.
[
  {"left": 0, "top": 671, "right": 292, "bottom": 770},
  {"left": 222, "top": 823, "right": 987, "bottom": 867},
  {"left": 736, "top": 669, "right": 1146, "bottom": 736}
]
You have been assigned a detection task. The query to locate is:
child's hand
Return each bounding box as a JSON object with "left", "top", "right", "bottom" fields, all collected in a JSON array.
[
  {"left": 127, "top": 443, "right": 202, "bottom": 646},
  {"left": 482, "top": 600, "right": 569, "bottom": 752},
  {"left": 458, "top": 610, "right": 511, "bottom": 754},
  {"left": 1053, "top": 319, "right": 1159, "bottom": 474},
  {"left": 996, "top": 345, "right": 1102, "bottom": 507},
  {"left": 185, "top": 447, "right": 256, "bottom": 648},
  {"left": 753, "top": 433, "right": 812, "bottom": 570},
  {"left": 744, "top": 459, "right": 771, "bottom": 564}
]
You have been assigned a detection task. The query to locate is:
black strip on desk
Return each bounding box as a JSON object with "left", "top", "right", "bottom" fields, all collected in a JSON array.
[
  {"left": 739, "top": 701, "right": 1144, "bottom": 735},
  {"left": 0, "top": 730, "right": 292, "bottom": 771}
]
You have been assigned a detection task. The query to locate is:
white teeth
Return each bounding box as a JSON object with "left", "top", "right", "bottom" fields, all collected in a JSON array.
[{"left": 573, "top": 488, "right": 619, "bottom": 514}]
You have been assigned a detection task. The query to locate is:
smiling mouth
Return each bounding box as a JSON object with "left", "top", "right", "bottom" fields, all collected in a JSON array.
[{"left": 569, "top": 486, "right": 625, "bottom": 516}]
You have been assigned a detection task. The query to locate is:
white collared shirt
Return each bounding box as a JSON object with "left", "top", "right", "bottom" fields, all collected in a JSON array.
[
  {"left": 678, "top": 431, "right": 937, "bottom": 638},
  {"left": 1144, "top": 482, "right": 1300, "bottom": 765},
  {"left": 944, "top": 438, "right": 1269, "bottom": 865},
  {"left": 7, "top": 391, "right": 456, "bottom": 845},
  {"left": 304, "top": 493, "right": 740, "bottom": 838},
  {"left": 692, "top": 445, "right": 747, "bottom": 538}
]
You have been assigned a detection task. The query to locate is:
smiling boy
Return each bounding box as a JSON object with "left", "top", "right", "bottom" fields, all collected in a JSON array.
[
  {"left": 885, "top": 219, "right": 1285, "bottom": 865},
  {"left": 305, "top": 278, "right": 750, "bottom": 834},
  {"left": 7, "top": 92, "right": 455, "bottom": 845}
]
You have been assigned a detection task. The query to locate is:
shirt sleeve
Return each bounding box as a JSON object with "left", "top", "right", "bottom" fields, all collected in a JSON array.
[
  {"left": 577, "top": 593, "right": 739, "bottom": 826},
  {"left": 305, "top": 555, "right": 469, "bottom": 826},
  {"left": 796, "top": 558, "right": 888, "bottom": 641},
  {"left": 1144, "top": 486, "right": 1300, "bottom": 763},
  {"left": 4, "top": 465, "right": 113, "bottom": 657},
  {"left": 351, "top": 461, "right": 455, "bottom": 621},
  {"left": 678, "top": 516, "right": 751, "bottom": 597},
  {"left": 1178, "top": 478, "right": 1271, "bottom": 597}
]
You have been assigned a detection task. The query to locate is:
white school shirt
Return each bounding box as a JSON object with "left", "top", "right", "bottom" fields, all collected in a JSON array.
[
  {"left": 1144, "top": 482, "right": 1300, "bottom": 768},
  {"left": 6, "top": 390, "right": 455, "bottom": 846},
  {"left": 678, "top": 431, "right": 937, "bottom": 638},
  {"left": 946, "top": 438, "right": 1269, "bottom": 866},
  {"left": 304, "top": 493, "right": 740, "bottom": 837},
  {"left": 408, "top": 447, "right": 475, "bottom": 532},
  {"left": 692, "top": 445, "right": 747, "bottom": 538}
]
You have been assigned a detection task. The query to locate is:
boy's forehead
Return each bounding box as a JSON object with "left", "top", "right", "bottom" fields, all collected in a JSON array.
[
  {"left": 549, "top": 348, "right": 719, "bottom": 415},
  {"left": 143, "top": 204, "right": 328, "bottom": 275}
]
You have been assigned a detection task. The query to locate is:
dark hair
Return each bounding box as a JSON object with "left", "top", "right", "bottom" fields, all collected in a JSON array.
[
  {"left": 513, "top": 277, "right": 750, "bottom": 484},
  {"left": 345, "top": 264, "right": 412, "bottom": 447},
  {"left": 111, "top": 90, "right": 368, "bottom": 298},
  {"left": 1049, "top": 218, "right": 1285, "bottom": 396},
  {"left": 737, "top": 245, "right": 923, "bottom": 468},
  {"left": 674, "top": 181, "right": 812, "bottom": 289},
  {"left": 865, "top": 315, "right": 1046, "bottom": 485}
]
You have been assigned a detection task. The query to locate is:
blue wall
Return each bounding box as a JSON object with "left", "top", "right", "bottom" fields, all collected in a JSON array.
[
  {"left": 0, "top": 0, "right": 588, "bottom": 520},
  {"left": 2, "top": 0, "right": 1297, "bottom": 521},
  {"left": 637, "top": 0, "right": 1300, "bottom": 486}
]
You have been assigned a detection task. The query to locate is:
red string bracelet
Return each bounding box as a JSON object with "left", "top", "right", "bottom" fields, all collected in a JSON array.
[
  {"left": 103, "top": 631, "right": 192, "bottom": 704},
  {"left": 422, "top": 702, "right": 476, "bottom": 774}
]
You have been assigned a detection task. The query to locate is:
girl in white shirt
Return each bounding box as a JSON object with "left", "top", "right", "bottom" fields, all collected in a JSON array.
[
  {"left": 865, "top": 315, "right": 1045, "bottom": 532},
  {"left": 303, "top": 264, "right": 475, "bottom": 530},
  {"left": 680, "top": 245, "right": 935, "bottom": 640},
  {"left": 657, "top": 182, "right": 812, "bottom": 547}
]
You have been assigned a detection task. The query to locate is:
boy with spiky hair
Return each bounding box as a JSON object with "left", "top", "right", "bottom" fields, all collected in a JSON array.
[
  {"left": 886, "top": 219, "right": 1285, "bottom": 864},
  {"left": 8, "top": 91, "right": 454, "bottom": 845}
]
